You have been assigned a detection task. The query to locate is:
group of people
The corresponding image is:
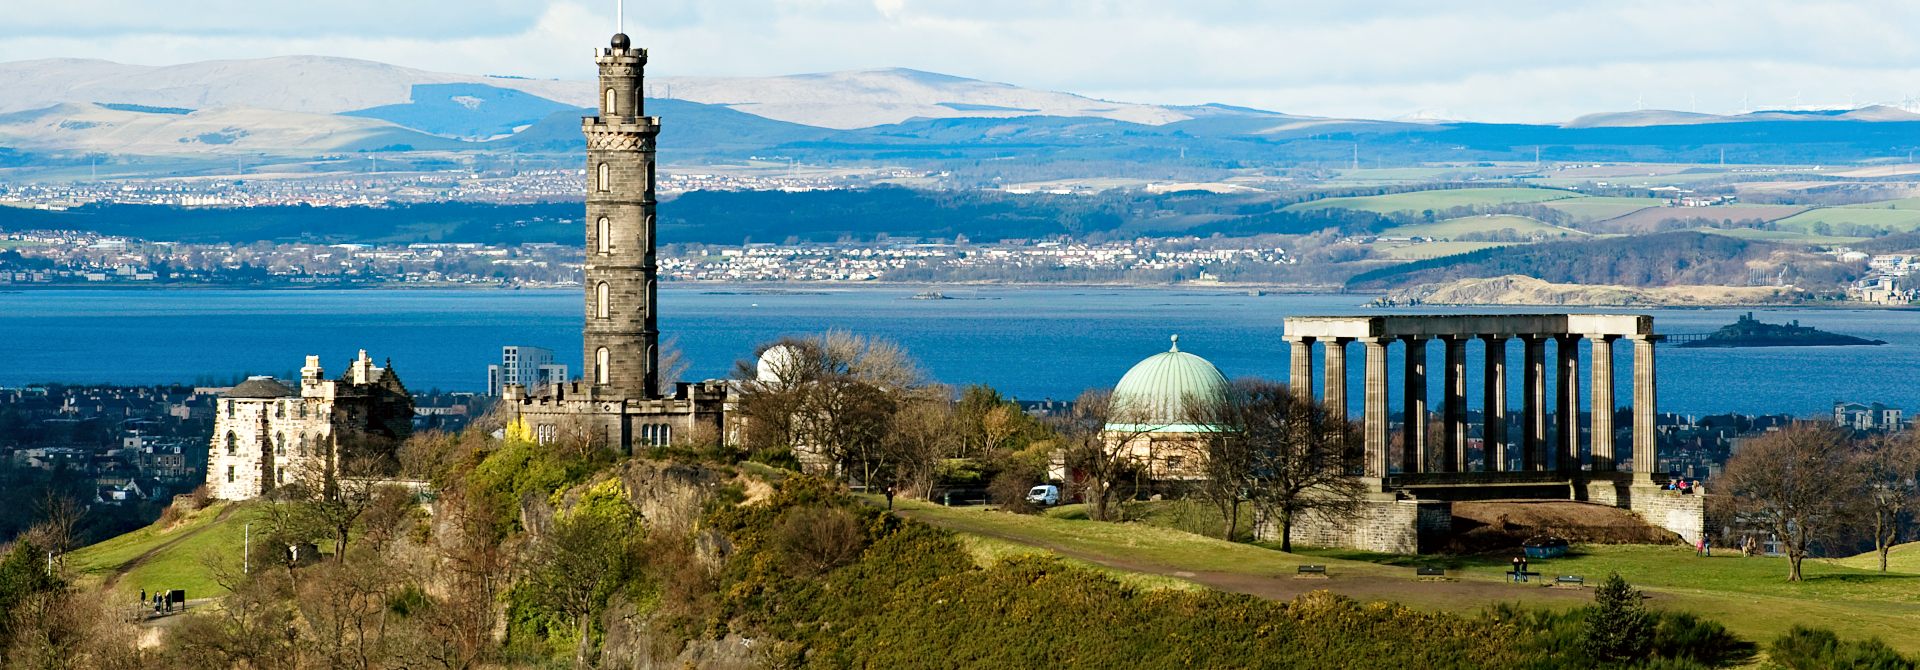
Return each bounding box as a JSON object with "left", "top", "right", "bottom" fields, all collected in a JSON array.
[
  {"left": 1508, "top": 555, "right": 1533, "bottom": 582},
  {"left": 139, "top": 589, "right": 182, "bottom": 616},
  {"left": 1663, "top": 478, "right": 1699, "bottom": 494}
]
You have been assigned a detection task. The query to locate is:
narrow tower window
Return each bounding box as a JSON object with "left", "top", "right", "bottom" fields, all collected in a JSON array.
[
  {"left": 225, "top": 432, "right": 237, "bottom": 455},
  {"left": 598, "top": 163, "right": 611, "bottom": 192},
  {"left": 596, "top": 347, "right": 610, "bottom": 385},
  {"left": 596, "top": 282, "right": 611, "bottom": 318},
  {"left": 605, "top": 88, "right": 617, "bottom": 116},
  {"left": 597, "top": 217, "right": 611, "bottom": 254}
]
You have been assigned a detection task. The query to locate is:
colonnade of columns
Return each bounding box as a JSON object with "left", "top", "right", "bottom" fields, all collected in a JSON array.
[{"left": 1284, "top": 331, "right": 1658, "bottom": 480}]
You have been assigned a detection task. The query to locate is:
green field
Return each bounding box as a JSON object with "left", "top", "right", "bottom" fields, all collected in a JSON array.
[
  {"left": 69, "top": 502, "right": 263, "bottom": 599},
  {"left": 1840, "top": 197, "right": 1920, "bottom": 211},
  {"left": 1542, "top": 196, "right": 1662, "bottom": 222},
  {"left": 1286, "top": 187, "right": 1578, "bottom": 215},
  {"left": 1775, "top": 207, "right": 1920, "bottom": 233},
  {"left": 1380, "top": 215, "right": 1587, "bottom": 240},
  {"left": 1370, "top": 240, "right": 1510, "bottom": 260},
  {"left": 897, "top": 499, "right": 1920, "bottom": 654}
]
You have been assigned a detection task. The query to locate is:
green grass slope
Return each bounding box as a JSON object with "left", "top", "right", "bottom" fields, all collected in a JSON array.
[
  {"left": 899, "top": 500, "right": 1920, "bottom": 653},
  {"left": 69, "top": 502, "right": 264, "bottom": 599},
  {"left": 1834, "top": 542, "right": 1920, "bottom": 573},
  {"left": 1286, "top": 187, "right": 1578, "bottom": 215}
]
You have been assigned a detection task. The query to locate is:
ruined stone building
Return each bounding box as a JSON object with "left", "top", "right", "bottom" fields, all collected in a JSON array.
[
  {"left": 204, "top": 350, "right": 412, "bottom": 500},
  {"left": 498, "top": 32, "right": 731, "bottom": 451}
]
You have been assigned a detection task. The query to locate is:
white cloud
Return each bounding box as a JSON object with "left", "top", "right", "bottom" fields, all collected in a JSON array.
[{"left": 4, "top": 0, "right": 1920, "bottom": 121}]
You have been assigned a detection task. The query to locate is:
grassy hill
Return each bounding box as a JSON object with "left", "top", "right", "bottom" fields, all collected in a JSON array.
[
  {"left": 1834, "top": 542, "right": 1920, "bottom": 573},
  {"left": 68, "top": 502, "right": 263, "bottom": 599},
  {"left": 1345, "top": 230, "right": 1858, "bottom": 291},
  {"left": 1286, "top": 187, "right": 1578, "bottom": 215},
  {"left": 898, "top": 499, "right": 1920, "bottom": 653}
]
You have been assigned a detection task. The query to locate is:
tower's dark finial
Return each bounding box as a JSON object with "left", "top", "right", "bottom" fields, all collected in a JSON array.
[{"left": 611, "top": 33, "right": 631, "bottom": 50}]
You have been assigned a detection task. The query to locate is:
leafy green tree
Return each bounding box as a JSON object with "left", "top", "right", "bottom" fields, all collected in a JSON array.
[
  {"left": 1584, "top": 572, "right": 1652, "bottom": 663},
  {"left": 0, "top": 540, "right": 62, "bottom": 647}
]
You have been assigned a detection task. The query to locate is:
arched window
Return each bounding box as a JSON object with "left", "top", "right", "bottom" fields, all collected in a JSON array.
[
  {"left": 605, "top": 87, "right": 617, "bottom": 116},
  {"left": 645, "top": 163, "right": 655, "bottom": 198},
  {"left": 597, "top": 217, "right": 611, "bottom": 254},
  {"left": 298, "top": 434, "right": 309, "bottom": 457},
  {"left": 274, "top": 433, "right": 285, "bottom": 456},
  {"left": 595, "top": 348, "right": 610, "bottom": 385},
  {"left": 598, "top": 163, "right": 611, "bottom": 192},
  {"left": 225, "top": 432, "right": 237, "bottom": 455},
  {"left": 596, "top": 282, "right": 611, "bottom": 318}
]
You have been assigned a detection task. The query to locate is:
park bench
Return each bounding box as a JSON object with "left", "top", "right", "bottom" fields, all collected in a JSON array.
[
  {"left": 1505, "top": 570, "right": 1541, "bottom": 583},
  {"left": 1553, "top": 575, "right": 1586, "bottom": 588},
  {"left": 1414, "top": 566, "right": 1454, "bottom": 582},
  {"left": 1294, "top": 565, "right": 1328, "bottom": 579}
]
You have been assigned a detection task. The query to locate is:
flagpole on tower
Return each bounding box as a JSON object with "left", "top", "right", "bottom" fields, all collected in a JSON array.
[{"left": 617, "top": 0, "right": 624, "bottom": 34}]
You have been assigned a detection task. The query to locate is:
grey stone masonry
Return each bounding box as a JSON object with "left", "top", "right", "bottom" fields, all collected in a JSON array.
[{"left": 583, "top": 34, "right": 661, "bottom": 401}]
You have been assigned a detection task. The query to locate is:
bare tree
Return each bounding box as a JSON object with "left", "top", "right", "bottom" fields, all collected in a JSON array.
[
  {"left": 1858, "top": 433, "right": 1920, "bottom": 572},
  {"left": 887, "top": 394, "right": 957, "bottom": 499},
  {"left": 1193, "top": 379, "right": 1365, "bottom": 552},
  {"left": 1720, "top": 423, "right": 1865, "bottom": 581},
  {"left": 1055, "top": 389, "right": 1156, "bottom": 522},
  {"left": 733, "top": 331, "right": 929, "bottom": 485}
]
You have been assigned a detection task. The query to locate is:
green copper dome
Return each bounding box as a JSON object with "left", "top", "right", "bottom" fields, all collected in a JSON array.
[{"left": 1109, "top": 335, "right": 1229, "bottom": 432}]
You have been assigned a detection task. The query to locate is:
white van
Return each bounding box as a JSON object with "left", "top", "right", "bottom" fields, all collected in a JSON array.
[{"left": 1025, "top": 484, "right": 1061, "bottom": 507}]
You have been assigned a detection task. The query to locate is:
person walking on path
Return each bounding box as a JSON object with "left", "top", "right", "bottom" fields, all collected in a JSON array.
[{"left": 883, "top": 485, "right": 895, "bottom": 510}]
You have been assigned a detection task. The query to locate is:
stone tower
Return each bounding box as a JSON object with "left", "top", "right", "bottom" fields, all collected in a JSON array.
[{"left": 582, "top": 32, "right": 661, "bottom": 399}]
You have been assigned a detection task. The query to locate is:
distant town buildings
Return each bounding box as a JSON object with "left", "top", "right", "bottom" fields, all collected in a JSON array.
[
  {"left": 486, "top": 345, "right": 568, "bottom": 396},
  {"left": 1833, "top": 400, "right": 1905, "bottom": 432}
]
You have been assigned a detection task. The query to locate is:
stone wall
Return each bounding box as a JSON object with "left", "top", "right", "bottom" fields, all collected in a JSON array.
[
  {"left": 1262, "top": 497, "right": 1453, "bottom": 554},
  {"left": 1623, "top": 485, "right": 1709, "bottom": 546}
]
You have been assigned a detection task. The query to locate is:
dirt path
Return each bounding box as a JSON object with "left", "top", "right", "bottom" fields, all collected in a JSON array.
[
  {"left": 898, "top": 508, "right": 1595, "bottom": 611},
  {"left": 103, "top": 505, "right": 240, "bottom": 589}
]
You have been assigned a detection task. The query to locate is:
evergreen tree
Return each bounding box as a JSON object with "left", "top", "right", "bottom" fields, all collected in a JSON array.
[
  {"left": 1585, "top": 571, "right": 1653, "bottom": 663},
  {"left": 0, "top": 540, "right": 63, "bottom": 646}
]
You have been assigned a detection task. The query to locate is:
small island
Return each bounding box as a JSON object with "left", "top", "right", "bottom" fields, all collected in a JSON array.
[{"left": 1677, "top": 313, "right": 1887, "bottom": 348}]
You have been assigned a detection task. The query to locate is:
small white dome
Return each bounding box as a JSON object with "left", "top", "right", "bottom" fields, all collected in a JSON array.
[{"left": 756, "top": 344, "right": 804, "bottom": 382}]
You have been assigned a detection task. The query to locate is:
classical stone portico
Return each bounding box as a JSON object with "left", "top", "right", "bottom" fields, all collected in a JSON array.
[{"left": 1260, "top": 314, "right": 1705, "bottom": 553}]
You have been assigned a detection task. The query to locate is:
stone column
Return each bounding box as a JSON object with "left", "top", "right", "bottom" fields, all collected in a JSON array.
[
  {"left": 1588, "top": 335, "right": 1617, "bottom": 472},
  {"left": 1442, "top": 336, "right": 1468, "bottom": 472},
  {"left": 1522, "top": 335, "right": 1547, "bottom": 471},
  {"left": 1288, "top": 336, "right": 1314, "bottom": 402},
  {"left": 1363, "top": 338, "right": 1390, "bottom": 478},
  {"left": 1555, "top": 335, "right": 1581, "bottom": 475},
  {"left": 1481, "top": 335, "right": 1508, "bottom": 472},
  {"left": 1323, "top": 338, "right": 1349, "bottom": 418},
  {"left": 1402, "top": 337, "right": 1428, "bottom": 474},
  {"left": 1631, "top": 335, "right": 1659, "bottom": 481}
]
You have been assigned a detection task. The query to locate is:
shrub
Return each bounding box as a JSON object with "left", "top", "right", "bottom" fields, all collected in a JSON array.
[
  {"left": 1769, "top": 626, "right": 1915, "bottom": 670},
  {"left": 773, "top": 505, "right": 867, "bottom": 577}
]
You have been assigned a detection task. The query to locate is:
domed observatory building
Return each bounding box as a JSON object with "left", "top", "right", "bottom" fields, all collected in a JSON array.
[{"left": 1103, "top": 335, "right": 1230, "bottom": 483}]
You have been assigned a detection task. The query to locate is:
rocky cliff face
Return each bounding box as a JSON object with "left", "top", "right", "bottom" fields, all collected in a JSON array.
[{"left": 1383, "top": 275, "right": 1809, "bottom": 306}]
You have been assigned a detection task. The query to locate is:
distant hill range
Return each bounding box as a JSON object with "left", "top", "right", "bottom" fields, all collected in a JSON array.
[{"left": 4, "top": 55, "right": 1920, "bottom": 165}]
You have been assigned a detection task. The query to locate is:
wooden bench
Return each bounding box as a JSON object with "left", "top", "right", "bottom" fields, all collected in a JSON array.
[
  {"left": 1294, "top": 565, "right": 1328, "bottom": 579},
  {"left": 1553, "top": 575, "right": 1586, "bottom": 588},
  {"left": 1505, "top": 570, "right": 1542, "bottom": 583},
  {"left": 1415, "top": 567, "right": 1445, "bottom": 577}
]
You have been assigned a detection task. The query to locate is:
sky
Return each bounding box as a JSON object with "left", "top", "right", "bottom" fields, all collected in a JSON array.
[{"left": 7, "top": 0, "right": 1920, "bottom": 123}]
